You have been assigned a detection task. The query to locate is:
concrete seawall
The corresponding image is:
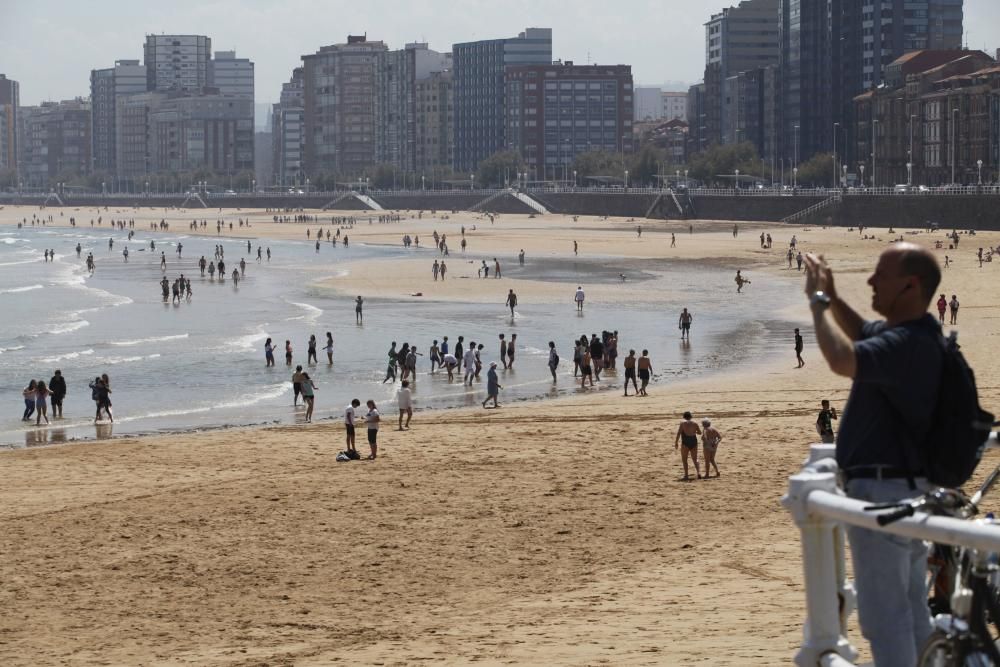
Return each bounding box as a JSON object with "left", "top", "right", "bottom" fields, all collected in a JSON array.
[{"left": 3, "top": 192, "right": 998, "bottom": 229}]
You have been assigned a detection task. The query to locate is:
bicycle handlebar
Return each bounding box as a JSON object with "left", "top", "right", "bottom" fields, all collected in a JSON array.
[{"left": 877, "top": 505, "right": 917, "bottom": 526}]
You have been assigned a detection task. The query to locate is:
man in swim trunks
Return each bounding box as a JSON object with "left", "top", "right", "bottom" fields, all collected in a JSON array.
[
  {"left": 674, "top": 411, "right": 703, "bottom": 480},
  {"left": 637, "top": 349, "right": 652, "bottom": 396},
  {"left": 678, "top": 308, "right": 693, "bottom": 340},
  {"left": 291, "top": 365, "right": 304, "bottom": 406},
  {"left": 623, "top": 349, "right": 638, "bottom": 396}
]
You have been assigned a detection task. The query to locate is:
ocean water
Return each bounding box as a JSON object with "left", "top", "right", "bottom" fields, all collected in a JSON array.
[{"left": 0, "top": 223, "right": 801, "bottom": 448}]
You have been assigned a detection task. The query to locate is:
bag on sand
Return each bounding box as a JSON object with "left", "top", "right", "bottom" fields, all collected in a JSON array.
[
  {"left": 336, "top": 452, "right": 350, "bottom": 462},
  {"left": 910, "top": 332, "right": 994, "bottom": 488}
]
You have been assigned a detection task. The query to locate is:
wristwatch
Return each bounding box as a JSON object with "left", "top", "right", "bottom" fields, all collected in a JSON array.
[{"left": 810, "top": 291, "right": 832, "bottom": 309}]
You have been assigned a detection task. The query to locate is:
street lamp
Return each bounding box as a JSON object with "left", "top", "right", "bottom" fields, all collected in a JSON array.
[
  {"left": 859, "top": 164, "right": 865, "bottom": 188},
  {"left": 735, "top": 168, "right": 740, "bottom": 190},
  {"left": 907, "top": 162, "right": 913, "bottom": 187},
  {"left": 573, "top": 170, "right": 577, "bottom": 188},
  {"left": 872, "top": 118, "right": 879, "bottom": 189},
  {"left": 470, "top": 173, "right": 474, "bottom": 190},
  {"left": 793, "top": 124, "right": 800, "bottom": 169},
  {"left": 951, "top": 108, "right": 959, "bottom": 185},
  {"left": 978, "top": 159, "right": 983, "bottom": 185},
  {"left": 421, "top": 174, "right": 425, "bottom": 191},
  {"left": 793, "top": 167, "right": 798, "bottom": 189},
  {"left": 675, "top": 169, "right": 680, "bottom": 189},
  {"left": 842, "top": 164, "right": 848, "bottom": 188},
  {"left": 684, "top": 169, "right": 688, "bottom": 189},
  {"left": 624, "top": 169, "right": 629, "bottom": 189},
  {"left": 833, "top": 122, "right": 840, "bottom": 187},
  {"left": 909, "top": 114, "right": 917, "bottom": 185}
]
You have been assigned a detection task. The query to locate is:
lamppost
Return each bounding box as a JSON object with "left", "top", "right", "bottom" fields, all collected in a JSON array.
[
  {"left": 624, "top": 169, "right": 629, "bottom": 189},
  {"left": 735, "top": 168, "right": 740, "bottom": 190},
  {"left": 833, "top": 121, "right": 840, "bottom": 187},
  {"left": 102, "top": 181, "right": 106, "bottom": 196},
  {"left": 859, "top": 164, "right": 865, "bottom": 188},
  {"left": 675, "top": 169, "right": 680, "bottom": 189},
  {"left": 909, "top": 114, "right": 917, "bottom": 185},
  {"left": 252, "top": 179, "right": 256, "bottom": 195},
  {"left": 842, "top": 164, "right": 848, "bottom": 188},
  {"left": 871, "top": 118, "right": 879, "bottom": 189},
  {"left": 907, "top": 162, "right": 913, "bottom": 187},
  {"left": 684, "top": 169, "right": 688, "bottom": 189},
  {"left": 573, "top": 170, "right": 577, "bottom": 188},
  {"left": 470, "top": 173, "right": 474, "bottom": 190},
  {"left": 951, "top": 108, "right": 959, "bottom": 185},
  {"left": 793, "top": 124, "right": 800, "bottom": 170},
  {"left": 793, "top": 167, "right": 798, "bottom": 189},
  {"left": 421, "top": 174, "right": 425, "bottom": 191},
  {"left": 978, "top": 159, "right": 983, "bottom": 185}
]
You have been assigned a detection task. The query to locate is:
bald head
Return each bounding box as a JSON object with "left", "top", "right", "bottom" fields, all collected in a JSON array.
[{"left": 881, "top": 243, "right": 940, "bottom": 303}]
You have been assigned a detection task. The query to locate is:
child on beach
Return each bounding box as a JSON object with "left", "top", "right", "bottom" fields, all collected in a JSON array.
[{"left": 365, "top": 400, "right": 380, "bottom": 459}]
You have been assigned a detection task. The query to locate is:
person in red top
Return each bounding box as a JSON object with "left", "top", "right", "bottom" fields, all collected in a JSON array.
[{"left": 935, "top": 293, "right": 947, "bottom": 324}]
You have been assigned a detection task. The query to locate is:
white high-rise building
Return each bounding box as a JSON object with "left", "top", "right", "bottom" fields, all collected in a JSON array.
[
  {"left": 144, "top": 34, "right": 212, "bottom": 93},
  {"left": 210, "top": 51, "right": 254, "bottom": 99},
  {"left": 662, "top": 91, "right": 687, "bottom": 121}
]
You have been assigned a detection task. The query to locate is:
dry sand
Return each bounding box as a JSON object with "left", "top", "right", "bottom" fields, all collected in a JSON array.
[{"left": 2, "top": 204, "right": 999, "bottom": 665}]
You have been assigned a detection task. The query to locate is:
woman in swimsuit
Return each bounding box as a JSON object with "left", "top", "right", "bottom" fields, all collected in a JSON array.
[
  {"left": 324, "top": 332, "right": 334, "bottom": 364},
  {"left": 701, "top": 419, "right": 722, "bottom": 477},
  {"left": 264, "top": 338, "right": 275, "bottom": 367},
  {"left": 674, "top": 411, "right": 703, "bottom": 481}
]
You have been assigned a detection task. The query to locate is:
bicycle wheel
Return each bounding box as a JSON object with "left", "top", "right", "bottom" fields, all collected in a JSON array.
[{"left": 918, "top": 629, "right": 994, "bottom": 667}]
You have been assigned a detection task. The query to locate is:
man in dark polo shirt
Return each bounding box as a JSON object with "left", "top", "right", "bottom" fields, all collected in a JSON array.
[{"left": 804, "top": 243, "right": 943, "bottom": 667}]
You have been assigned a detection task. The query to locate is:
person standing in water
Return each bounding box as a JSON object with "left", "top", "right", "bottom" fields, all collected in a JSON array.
[
  {"left": 264, "top": 338, "right": 275, "bottom": 367},
  {"left": 307, "top": 335, "right": 318, "bottom": 365},
  {"left": 324, "top": 332, "right": 334, "bottom": 364},
  {"left": 300, "top": 372, "right": 317, "bottom": 422},
  {"left": 506, "top": 289, "right": 517, "bottom": 317},
  {"left": 355, "top": 296, "right": 364, "bottom": 324}
]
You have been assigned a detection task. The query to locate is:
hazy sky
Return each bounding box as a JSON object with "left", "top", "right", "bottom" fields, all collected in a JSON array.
[{"left": 3, "top": 0, "right": 998, "bottom": 107}]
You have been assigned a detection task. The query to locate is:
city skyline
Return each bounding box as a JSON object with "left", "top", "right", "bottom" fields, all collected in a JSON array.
[{"left": 8, "top": 0, "right": 995, "bottom": 108}]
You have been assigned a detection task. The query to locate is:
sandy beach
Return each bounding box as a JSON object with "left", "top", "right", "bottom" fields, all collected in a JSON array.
[{"left": 2, "top": 204, "right": 999, "bottom": 665}]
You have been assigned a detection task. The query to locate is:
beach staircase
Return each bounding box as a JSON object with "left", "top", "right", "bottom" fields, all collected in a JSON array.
[
  {"left": 353, "top": 192, "right": 384, "bottom": 210},
  {"left": 180, "top": 193, "right": 207, "bottom": 208},
  {"left": 644, "top": 193, "right": 666, "bottom": 219},
  {"left": 511, "top": 191, "right": 549, "bottom": 215},
  {"left": 320, "top": 192, "right": 354, "bottom": 210},
  {"left": 467, "top": 189, "right": 509, "bottom": 212},
  {"left": 781, "top": 193, "right": 841, "bottom": 224},
  {"left": 43, "top": 193, "right": 64, "bottom": 207}
]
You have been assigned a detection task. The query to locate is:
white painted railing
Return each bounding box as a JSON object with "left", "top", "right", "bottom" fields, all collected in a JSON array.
[{"left": 783, "top": 436, "right": 1000, "bottom": 666}]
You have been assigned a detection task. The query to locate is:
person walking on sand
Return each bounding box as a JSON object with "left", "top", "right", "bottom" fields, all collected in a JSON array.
[
  {"left": 671, "top": 233, "right": 676, "bottom": 248},
  {"left": 300, "top": 372, "right": 317, "bottom": 422},
  {"left": 440, "top": 261, "right": 447, "bottom": 280},
  {"left": 396, "top": 380, "right": 413, "bottom": 430},
  {"left": 795, "top": 328, "right": 805, "bottom": 368},
  {"left": 344, "top": 398, "right": 360, "bottom": 456},
  {"left": 506, "top": 289, "right": 517, "bottom": 317},
  {"left": 623, "top": 349, "right": 638, "bottom": 396},
  {"left": 573, "top": 240, "right": 578, "bottom": 256},
  {"left": 355, "top": 296, "right": 364, "bottom": 324},
  {"left": 679, "top": 308, "right": 693, "bottom": 340},
  {"left": 483, "top": 362, "right": 501, "bottom": 408},
  {"left": 674, "top": 411, "right": 702, "bottom": 480},
  {"left": 949, "top": 294, "right": 960, "bottom": 325},
  {"left": 701, "top": 419, "right": 722, "bottom": 477},
  {"left": 364, "top": 400, "right": 380, "bottom": 459},
  {"left": 638, "top": 349, "right": 653, "bottom": 395},
  {"left": 433, "top": 260, "right": 439, "bottom": 281},
  {"left": 494, "top": 258, "right": 501, "bottom": 279},
  {"left": 575, "top": 286, "right": 585, "bottom": 312},
  {"left": 49, "top": 370, "right": 66, "bottom": 419},
  {"left": 936, "top": 294, "right": 947, "bottom": 324}
]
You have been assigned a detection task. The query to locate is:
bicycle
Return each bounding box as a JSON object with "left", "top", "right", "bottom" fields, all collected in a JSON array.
[{"left": 866, "top": 431, "right": 1000, "bottom": 666}]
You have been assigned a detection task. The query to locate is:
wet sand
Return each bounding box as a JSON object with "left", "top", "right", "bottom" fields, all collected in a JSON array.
[{"left": 2, "top": 206, "right": 999, "bottom": 665}]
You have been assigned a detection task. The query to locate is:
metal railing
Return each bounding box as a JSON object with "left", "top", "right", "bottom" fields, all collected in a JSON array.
[{"left": 783, "top": 437, "right": 1000, "bottom": 666}]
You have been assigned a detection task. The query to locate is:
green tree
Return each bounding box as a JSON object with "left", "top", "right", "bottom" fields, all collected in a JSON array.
[
  {"left": 686, "top": 142, "right": 764, "bottom": 186},
  {"left": 627, "top": 145, "right": 665, "bottom": 187},
  {"left": 476, "top": 150, "right": 523, "bottom": 188},
  {"left": 793, "top": 152, "right": 837, "bottom": 187},
  {"left": 570, "top": 150, "right": 625, "bottom": 183}
]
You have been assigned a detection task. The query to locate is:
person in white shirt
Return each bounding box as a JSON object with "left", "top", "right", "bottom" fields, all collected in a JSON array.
[
  {"left": 344, "top": 398, "right": 360, "bottom": 455},
  {"left": 396, "top": 381, "right": 413, "bottom": 430},
  {"left": 365, "top": 400, "right": 380, "bottom": 460},
  {"left": 463, "top": 344, "right": 477, "bottom": 386},
  {"left": 575, "top": 286, "right": 585, "bottom": 311},
  {"left": 442, "top": 353, "right": 458, "bottom": 382}
]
